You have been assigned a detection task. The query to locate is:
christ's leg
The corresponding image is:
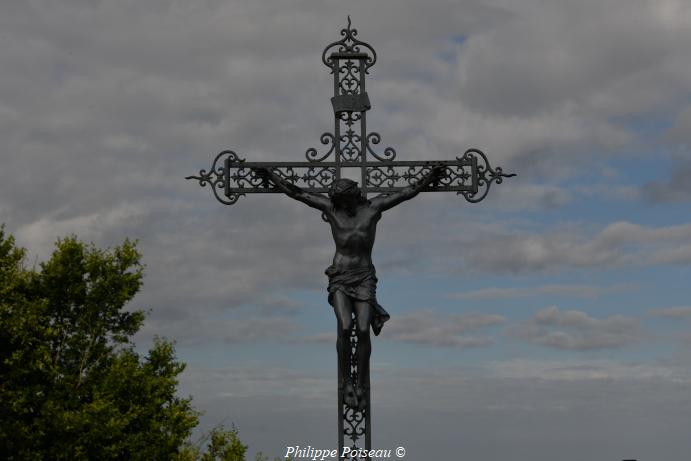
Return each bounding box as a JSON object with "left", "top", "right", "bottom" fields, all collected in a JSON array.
[
  {"left": 354, "top": 301, "right": 371, "bottom": 410},
  {"left": 332, "top": 291, "right": 357, "bottom": 408}
]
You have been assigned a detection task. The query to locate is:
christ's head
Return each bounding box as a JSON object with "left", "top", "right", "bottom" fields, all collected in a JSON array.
[{"left": 328, "top": 178, "right": 366, "bottom": 212}]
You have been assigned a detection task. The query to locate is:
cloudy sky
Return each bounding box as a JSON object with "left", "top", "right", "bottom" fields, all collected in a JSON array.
[{"left": 2, "top": 0, "right": 691, "bottom": 459}]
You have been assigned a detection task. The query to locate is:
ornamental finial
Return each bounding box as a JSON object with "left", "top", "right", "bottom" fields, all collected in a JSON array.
[{"left": 322, "top": 16, "right": 377, "bottom": 72}]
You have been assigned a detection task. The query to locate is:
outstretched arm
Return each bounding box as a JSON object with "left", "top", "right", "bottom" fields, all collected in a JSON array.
[
  {"left": 369, "top": 166, "right": 445, "bottom": 212},
  {"left": 253, "top": 167, "right": 331, "bottom": 212}
]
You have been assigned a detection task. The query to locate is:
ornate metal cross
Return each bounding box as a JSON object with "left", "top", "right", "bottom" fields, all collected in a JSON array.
[{"left": 187, "top": 18, "right": 514, "bottom": 461}]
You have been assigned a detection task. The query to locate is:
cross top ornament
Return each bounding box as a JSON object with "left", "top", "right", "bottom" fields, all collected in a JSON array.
[{"left": 187, "top": 18, "right": 515, "bottom": 461}]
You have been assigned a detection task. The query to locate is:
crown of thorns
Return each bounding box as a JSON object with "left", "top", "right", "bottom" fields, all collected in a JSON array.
[{"left": 328, "top": 178, "right": 360, "bottom": 198}]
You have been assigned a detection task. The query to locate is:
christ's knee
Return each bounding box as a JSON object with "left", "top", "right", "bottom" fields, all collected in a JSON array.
[
  {"left": 339, "top": 321, "right": 352, "bottom": 335},
  {"left": 356, "top": 324, "right": 370, "bottom": 343},
  {"left": 337, "top": 325, "right": 352, "bottom": 348}
]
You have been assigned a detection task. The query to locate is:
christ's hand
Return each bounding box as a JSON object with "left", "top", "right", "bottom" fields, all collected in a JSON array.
[
  {"left": 430, "top": 165, "right": 446, "bottom": 184},
  {"left": 252, "top": 167, "right": 271, "bottom": 183},
  {"left": 431, "top": 165, "right": 446, "bottom": 178}
]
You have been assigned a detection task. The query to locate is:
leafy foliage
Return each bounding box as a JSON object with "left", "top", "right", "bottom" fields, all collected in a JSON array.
[
  {"left": 1, "top": 227, "right": 293, "bottom": 461},
  {"left": 0, "top": 227, "right": 198, "bottom": 460}
]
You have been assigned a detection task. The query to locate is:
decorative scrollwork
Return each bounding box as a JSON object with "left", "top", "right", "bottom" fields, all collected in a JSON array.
[
  {"left": 339, "top": 60, "right": 361, "bottom": 95},
  {"left": 366, "top": 132, "right": 397, "bottom": 161},
  {"left": 340, "top": 128, "right": 362, "bottom": 162},
  {"left": 185, "top": 150, "right": 246, "bottom": 205},
  {"left": 305, "top": 132, "right": 336, "bottom": 162},
  {"left": 301, "top": 166, "right": 337, "bottom": 188},
  {"left": 261, "top": 166, "right": 336, "bottom": 189},
  {"left": 186, "top": 151, "right": 340, "bottom": 205},
  {"left": 401, "top": 165, "right": 427, "bottom": 185},
  {"left": 343, "top": 405, "right": 366, "bottom": 441},
  {"left": 339, "top": 111, "right": 361, "bottom": 124},
  {"left": 458, "top": 148, "right": 516, "bottom": 203},
  {"left": 341, "top": 312, "right": 368, "bottom": 460},
  {"left": 441, "top": 163, "right": 472, "bottom": 187},
  {"left": 365, "top": 161, "right": 480, "bottom": 192},
  {"left": 322, "top": 16, "right": 377, "bottom": 73},
  {"left": 367, "top": 166, "right": 401, "bottom": 188}
]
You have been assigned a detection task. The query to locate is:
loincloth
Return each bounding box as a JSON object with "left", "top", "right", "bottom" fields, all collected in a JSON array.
[{"left": 325, "top": 264, "right": 390, "bottom": 336}]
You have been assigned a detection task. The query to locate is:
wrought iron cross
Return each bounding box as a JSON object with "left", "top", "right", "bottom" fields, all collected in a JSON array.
[{"left": 187, "top": 18, "right": 514, "bottom": 461}]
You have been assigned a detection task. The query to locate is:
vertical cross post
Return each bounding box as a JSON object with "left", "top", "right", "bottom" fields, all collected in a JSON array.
[
  {"left": 338, "top": 313, "right": 371, "bottom": 461},
  {"left": 322, "top": 17, "right": 376, "bottom": 460}
]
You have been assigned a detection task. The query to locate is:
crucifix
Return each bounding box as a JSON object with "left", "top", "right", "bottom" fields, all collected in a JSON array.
[{"left": 187, "top": 18, "right": 515, "bottom": 461}]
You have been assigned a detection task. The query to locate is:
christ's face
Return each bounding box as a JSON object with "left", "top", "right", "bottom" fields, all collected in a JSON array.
[
  {"left": 329, "top": 179, "right": 362, "bottom": 208},
  {"left": 332, "top": 185, "right": 362, "bottom": 209}
]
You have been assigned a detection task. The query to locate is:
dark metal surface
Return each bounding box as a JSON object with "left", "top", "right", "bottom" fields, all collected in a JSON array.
[
  {"left": 339, "top": 313, "right": 370, "bottom": 461},
  {"left": 186, "top": 17, "right": 516, "bottom": 461}
]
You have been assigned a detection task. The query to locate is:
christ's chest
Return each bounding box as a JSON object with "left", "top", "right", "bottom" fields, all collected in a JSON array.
[{"left": 329, "top": 209, "right": 381, "bottom": 243}]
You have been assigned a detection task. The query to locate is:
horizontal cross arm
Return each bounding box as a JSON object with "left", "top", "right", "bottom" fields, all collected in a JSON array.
[{"left": 186, "top": 149, "right": 515, "bottom": 205}]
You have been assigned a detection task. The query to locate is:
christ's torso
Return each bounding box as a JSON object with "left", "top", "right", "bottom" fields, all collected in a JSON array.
[{"left": 327, "top": 204, "right": 381, "bottom": 271}]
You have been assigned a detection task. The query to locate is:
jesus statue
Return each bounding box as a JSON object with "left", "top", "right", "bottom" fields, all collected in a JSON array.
[{"left": 254, "top": 166, "right": 445, "bottom": 409}]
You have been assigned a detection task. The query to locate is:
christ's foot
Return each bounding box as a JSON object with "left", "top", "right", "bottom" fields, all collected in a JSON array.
[{"left": 343, "top": 382, "right": 358, "bottom": 408}]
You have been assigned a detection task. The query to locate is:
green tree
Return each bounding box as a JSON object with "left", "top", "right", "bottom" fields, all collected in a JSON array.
[
  {"left": 177, "top": 425, "right": 291, "bottom": 461},
  {"left": 0, "top": 227, "right": 287, "bottom": 460},
  {"left": 0, "top": 228, "right": 200, "bottom": 460}
]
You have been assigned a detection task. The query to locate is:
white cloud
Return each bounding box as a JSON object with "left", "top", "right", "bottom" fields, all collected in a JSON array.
[
  {"left": 514, "top": 306, "right": 643, "bottom": 350},
  {"left": 458, "top": 221, "right": 691, "bottom": 273},
  {"left": 138, "top": 314, "right": 299, "bottom": 345},
  {"left": 449, "top": 283, "right": 636, "bottom": 300},
  {"left": 649, "top": 306, "right": 691, "bottom": 319},
  {"left": 379, "top": 309, "right": 505, "bottom": 348},
  {"left": 15, "top": 202, "right": 149, "bottom": 260},
  {"left": 487, "top": 358, "right": 688, "bottom": 381}
]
